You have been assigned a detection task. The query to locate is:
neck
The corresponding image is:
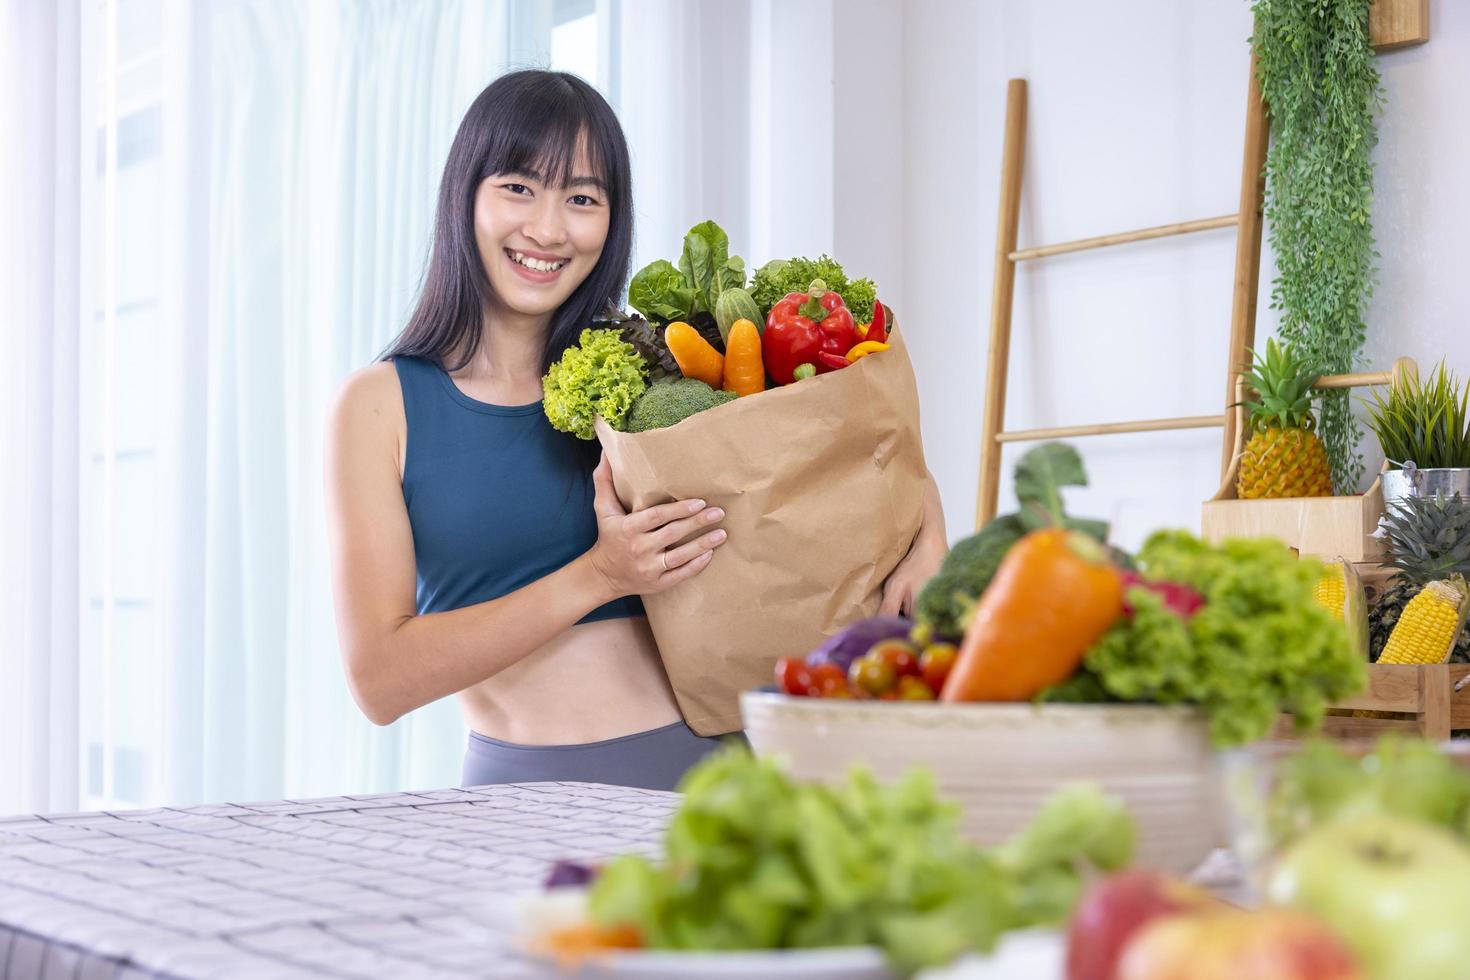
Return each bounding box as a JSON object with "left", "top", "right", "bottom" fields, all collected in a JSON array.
[{"left": 469, "top": 300, "right": 551, "bottom": 382}]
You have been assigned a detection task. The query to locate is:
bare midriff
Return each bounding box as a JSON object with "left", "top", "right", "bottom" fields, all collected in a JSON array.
[{"left": 456, "top": 614, "right": 683, "bottom": 745}]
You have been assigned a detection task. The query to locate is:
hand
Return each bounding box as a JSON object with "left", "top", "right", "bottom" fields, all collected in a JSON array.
[
  {"left": 586, "top": 454, "right": 727, "bottom": 598},
  {"left": 879, "top": 532, "right": 948, "bottom": 617}
]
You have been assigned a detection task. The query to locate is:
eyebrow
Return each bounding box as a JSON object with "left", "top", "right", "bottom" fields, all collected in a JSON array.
[{"left": 502, "top": 169, "right": 607, "bottom": 193}]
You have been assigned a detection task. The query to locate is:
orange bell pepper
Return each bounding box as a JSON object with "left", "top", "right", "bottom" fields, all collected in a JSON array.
[{"left": 940, "top": 528, "right": 1124, "bottom": 702}]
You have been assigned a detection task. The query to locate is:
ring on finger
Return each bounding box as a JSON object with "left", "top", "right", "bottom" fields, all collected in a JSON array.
[{"left": 660, "top": 550, "right": 670, "bottom": 572}]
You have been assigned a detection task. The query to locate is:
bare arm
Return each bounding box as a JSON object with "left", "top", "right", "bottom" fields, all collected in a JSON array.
[{"left": 323, "top": 365, "right": 726, "bottom": 726}]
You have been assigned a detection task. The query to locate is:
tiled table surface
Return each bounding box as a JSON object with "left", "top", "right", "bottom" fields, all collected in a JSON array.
[{"left": 0, "top": 782, "right": 680, "bottom": 979}]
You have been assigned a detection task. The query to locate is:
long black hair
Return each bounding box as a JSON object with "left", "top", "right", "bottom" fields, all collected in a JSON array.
[{"left": 381, "top": 70, "right": 633, "bottom": 376}]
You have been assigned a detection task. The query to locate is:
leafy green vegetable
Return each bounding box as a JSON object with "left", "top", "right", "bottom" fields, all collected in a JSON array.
[
  {"left": 586, "top": 749, "right": 1134, "bottom": 976},
  {"left": 1261, "top": 737, "right": 1470, "bottom": 850},
  {"left": 628, "top": 260, "right": 693, "bottom": 324},
  {"left": 541, "top": 328, "right": 648, "bottom": 440},
  {"left": 749, "top": 254, "right": 876, "bottom": 323},
  {"left": 625, "top": 379, "right": 737, "bottom": 433},
  {"left": 1051, "top": 531, "right": 1366, "bottom": 747},
  {"left": 594, "top": 306, "right": 679, "bottom": 382},
  {"left": 627, "top": 220, "right": 745, "bottom": 327},
  {"left": 914, "top": 443, "right": 1108, "bottom": 642}
]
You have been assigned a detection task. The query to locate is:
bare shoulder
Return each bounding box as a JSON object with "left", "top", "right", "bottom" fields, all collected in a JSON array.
[{"left": 326, "top": 360, "right": 406, "bottom": 472}]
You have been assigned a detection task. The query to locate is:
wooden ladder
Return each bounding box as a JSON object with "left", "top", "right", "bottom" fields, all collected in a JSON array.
[
  {"left": 974, "top": 61, "right": 1270, "bottom": 529},
  {"left": 976, "top": 3, "right": 1430, "bottom": 531}
]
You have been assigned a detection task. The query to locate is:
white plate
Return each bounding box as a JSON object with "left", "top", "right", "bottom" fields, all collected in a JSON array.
[{"left": 467, "top": 888, "right": 1064, "bottom": 979}]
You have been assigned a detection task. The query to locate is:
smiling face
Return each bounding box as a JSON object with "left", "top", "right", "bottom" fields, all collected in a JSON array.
[{"left": 473, "top": 140, "right": 610, "bottom": 324}]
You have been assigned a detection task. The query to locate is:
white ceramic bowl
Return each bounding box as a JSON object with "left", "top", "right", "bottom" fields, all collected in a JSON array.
[{"left": 740, "top": 693, "right": 1225, "bottom": 874}]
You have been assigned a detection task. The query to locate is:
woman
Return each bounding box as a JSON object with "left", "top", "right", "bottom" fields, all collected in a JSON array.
[{"left": 324, "top": 70, "right": 948, "bottom": 792}]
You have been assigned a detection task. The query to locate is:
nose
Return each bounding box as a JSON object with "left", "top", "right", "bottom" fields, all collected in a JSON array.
[{"left": 522, "top": 195, "right": 567, "bottom": 249}]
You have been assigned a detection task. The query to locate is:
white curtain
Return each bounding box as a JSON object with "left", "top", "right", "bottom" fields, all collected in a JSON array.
[
  {"left": 0, "top": 1, "right": 83, "bottom": 816},
  {"left": 180, "top": 0, "right": 511, "bottom": 804},
  {"left": 1, "top": 0, "right": 844, "bottom": 815}
]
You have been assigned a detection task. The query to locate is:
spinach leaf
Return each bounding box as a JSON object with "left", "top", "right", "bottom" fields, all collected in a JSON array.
[{"left": 628, "top": 259, "right": 694, "bottom": 323}]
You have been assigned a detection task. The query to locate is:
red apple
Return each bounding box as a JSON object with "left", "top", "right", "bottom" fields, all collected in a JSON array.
[
  {"left": 1116, "top": 909, "right": 1362, "bottom": 980},
  {"left": 1066, "top": 870, "right": 1219, "bottom": 980}
]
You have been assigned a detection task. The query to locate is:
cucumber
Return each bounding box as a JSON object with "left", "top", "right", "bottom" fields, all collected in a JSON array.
[{"left": 714, "top": 287, "right": 763, "bottom": 344}]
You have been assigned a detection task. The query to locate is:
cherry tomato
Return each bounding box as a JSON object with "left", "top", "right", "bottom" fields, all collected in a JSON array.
[
  {"left": 810, "top": 663, "right": 851, "bottom": 698},
  {"left": 775, "top": 657, "right": 815, "bottom": 696},
  {"left": 920, "top": 642, "right": 959, "bottom": 693},
  {"left": 869, "top": 639, "right": 920, "bottom": 679},
  {"left": 849, "top": 654, "right": 897, "bottom": 697},
  {"left": 897, "top": 675, "right": 936, "bottom": 700}
]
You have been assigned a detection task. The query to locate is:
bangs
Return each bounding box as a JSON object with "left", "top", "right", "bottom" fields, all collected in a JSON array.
[{"left": 479, "top": 79, "right": 612, "bottom": 191}]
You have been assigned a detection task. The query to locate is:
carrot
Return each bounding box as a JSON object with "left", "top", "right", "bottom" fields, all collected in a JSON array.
[
  {"left": 721, "top": 319, "right": 765, "bottom": 397},
  {"left": 940, "top": 528, "right": 1124, "bottom": 702},
  {"left": 665, "top": 321, "right": 724, "bottom": 389}
]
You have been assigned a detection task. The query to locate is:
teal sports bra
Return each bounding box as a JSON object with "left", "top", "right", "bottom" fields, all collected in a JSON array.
[{"left": 393, "top": 355, "right": 645, "bottom": 622}]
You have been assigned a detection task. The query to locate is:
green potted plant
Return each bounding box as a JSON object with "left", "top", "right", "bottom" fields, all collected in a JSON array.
[{"left": 1365, "top": 360, "right": 1470, "bottom": 506}]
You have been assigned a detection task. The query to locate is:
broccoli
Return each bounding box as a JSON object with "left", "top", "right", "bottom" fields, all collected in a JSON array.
[
  {"left": 626, "top": 379, "right": 737, "bottom": 433},
  {"left": 913, "top": 515, "right": 1027, "bottom": 642}
]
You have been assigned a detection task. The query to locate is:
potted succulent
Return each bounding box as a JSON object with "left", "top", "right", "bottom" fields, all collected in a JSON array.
[{"left": 1365, "top": 360, "right": 1470, "bottom": 508}]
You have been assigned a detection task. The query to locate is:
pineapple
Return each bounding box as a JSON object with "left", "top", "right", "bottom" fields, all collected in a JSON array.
[
  {"left": 1235, "top": 340, "right": 1334, "bottom": 499},
  {"left": 1370, "top": 493, "right": 1470, "bottom": 663}
]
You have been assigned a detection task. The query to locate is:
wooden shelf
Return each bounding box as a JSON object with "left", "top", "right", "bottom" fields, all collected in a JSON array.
[{"left": 1371, "top": 0, "right": 1429, "bottom": 51}]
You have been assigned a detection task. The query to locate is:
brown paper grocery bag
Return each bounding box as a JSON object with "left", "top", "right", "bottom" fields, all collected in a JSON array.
[{"left": 595, "top": 327, "right": 929, "bottom": 735}]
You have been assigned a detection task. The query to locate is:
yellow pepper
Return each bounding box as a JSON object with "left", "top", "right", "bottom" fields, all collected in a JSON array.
[{"left": 846, "top": 340, "right": 890, "bottom": 363}]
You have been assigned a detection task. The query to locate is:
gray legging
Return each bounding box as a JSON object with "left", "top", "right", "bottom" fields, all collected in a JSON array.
[{"left": 462, "top": 721, "right": 739, "bottom": 792}]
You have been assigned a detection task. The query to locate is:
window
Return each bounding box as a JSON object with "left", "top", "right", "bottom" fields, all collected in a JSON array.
[{"left": 80, "top": 0, "right": 166, "bottom": 810}]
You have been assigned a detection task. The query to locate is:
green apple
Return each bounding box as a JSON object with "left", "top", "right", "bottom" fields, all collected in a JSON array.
[{"left": 1267, "top": 814, "right": 1470, "bottom": 980}]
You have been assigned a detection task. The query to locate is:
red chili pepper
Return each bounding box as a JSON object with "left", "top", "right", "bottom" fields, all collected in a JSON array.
[
  {"left": 862, "top": 300, "right": 888, "bottom": 344},
  {"left": 762, "top": 280, "right": 860, "bottom": 385},
  {"left": 817, "top": 351, "right": 851, "bottom": 371}
]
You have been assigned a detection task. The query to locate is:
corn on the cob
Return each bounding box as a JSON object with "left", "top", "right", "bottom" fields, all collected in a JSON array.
[
  {"left": 1314, "top": 566, "right": 1345, "bottom": 621},
  {"left": 1378, "top": 578, "right": 1467, "bottom": 665}
]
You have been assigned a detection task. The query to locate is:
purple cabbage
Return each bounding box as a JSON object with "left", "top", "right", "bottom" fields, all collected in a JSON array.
[{"left": 804, "top": 616, "right": 915, "bottom": 673}]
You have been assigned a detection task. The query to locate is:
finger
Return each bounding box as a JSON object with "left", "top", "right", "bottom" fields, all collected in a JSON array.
[
  {"left": 625, "top": 497, "right": 707, "bottom": 534},
  {"left": 654, "top": 548, "right": 715, "bottom": 588},
  {"left": 647, "top": 508, "right": 724, "bottom": 551},
  {"left": 660, "top": 528, "right": 727, "bottom": 571},
  {"left": 591, "top": 454, "right": 626, "bottom": 519},
  {"left": 878, "top": 580, "right": 903, "bottom": 618}
]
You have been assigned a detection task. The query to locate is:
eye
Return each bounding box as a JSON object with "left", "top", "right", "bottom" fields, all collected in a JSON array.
[
  {"left": 501, "top": 183, "right": 531, "bottom": 195},
  {"left": 569, "top": 193, "right": 599, "bottom": 207}
]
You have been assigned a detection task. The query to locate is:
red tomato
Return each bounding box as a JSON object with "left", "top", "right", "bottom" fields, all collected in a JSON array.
[
  {"left": 920, "top": 642, "right": 959, "bottom": 693},
  {"left": 870, "top": 639, "right": 921, "bottom": 679},
  {"left": 849, "top": 655, "right": 897, "bottom": 697},
  {"left": 775, "top": 657, "right": 815, "bottom": 696},
  {"left": 810, "top": 663, "right": 851, "bottom": 698}
]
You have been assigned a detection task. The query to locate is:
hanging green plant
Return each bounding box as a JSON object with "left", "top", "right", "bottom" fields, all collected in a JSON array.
[{"left": 1251, "top": 0, "right": 1385, "bottom": 493}]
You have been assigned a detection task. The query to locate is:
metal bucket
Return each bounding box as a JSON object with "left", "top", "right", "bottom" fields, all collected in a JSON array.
[{"left": 1381, "top": 466, "right": 1470, "bottom": 510}]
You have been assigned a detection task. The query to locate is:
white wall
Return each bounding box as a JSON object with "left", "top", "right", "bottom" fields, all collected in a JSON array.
[{"left": 889, "top": 0, "right": 1470, "bottom": 549}]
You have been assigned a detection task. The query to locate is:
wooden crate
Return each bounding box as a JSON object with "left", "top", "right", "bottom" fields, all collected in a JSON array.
[{"left": 1274, "top": 664, "right": 1470, "bottom": 742}]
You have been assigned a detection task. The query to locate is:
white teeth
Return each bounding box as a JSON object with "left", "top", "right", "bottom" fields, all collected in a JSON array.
[{"left": 511, "top": 250, "right": 566, "bottom": 273}]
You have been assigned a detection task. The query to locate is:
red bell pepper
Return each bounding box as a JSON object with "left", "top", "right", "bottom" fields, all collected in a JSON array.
[{"left": 762, "top": 280, "right": 861, "bottom": 385}]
